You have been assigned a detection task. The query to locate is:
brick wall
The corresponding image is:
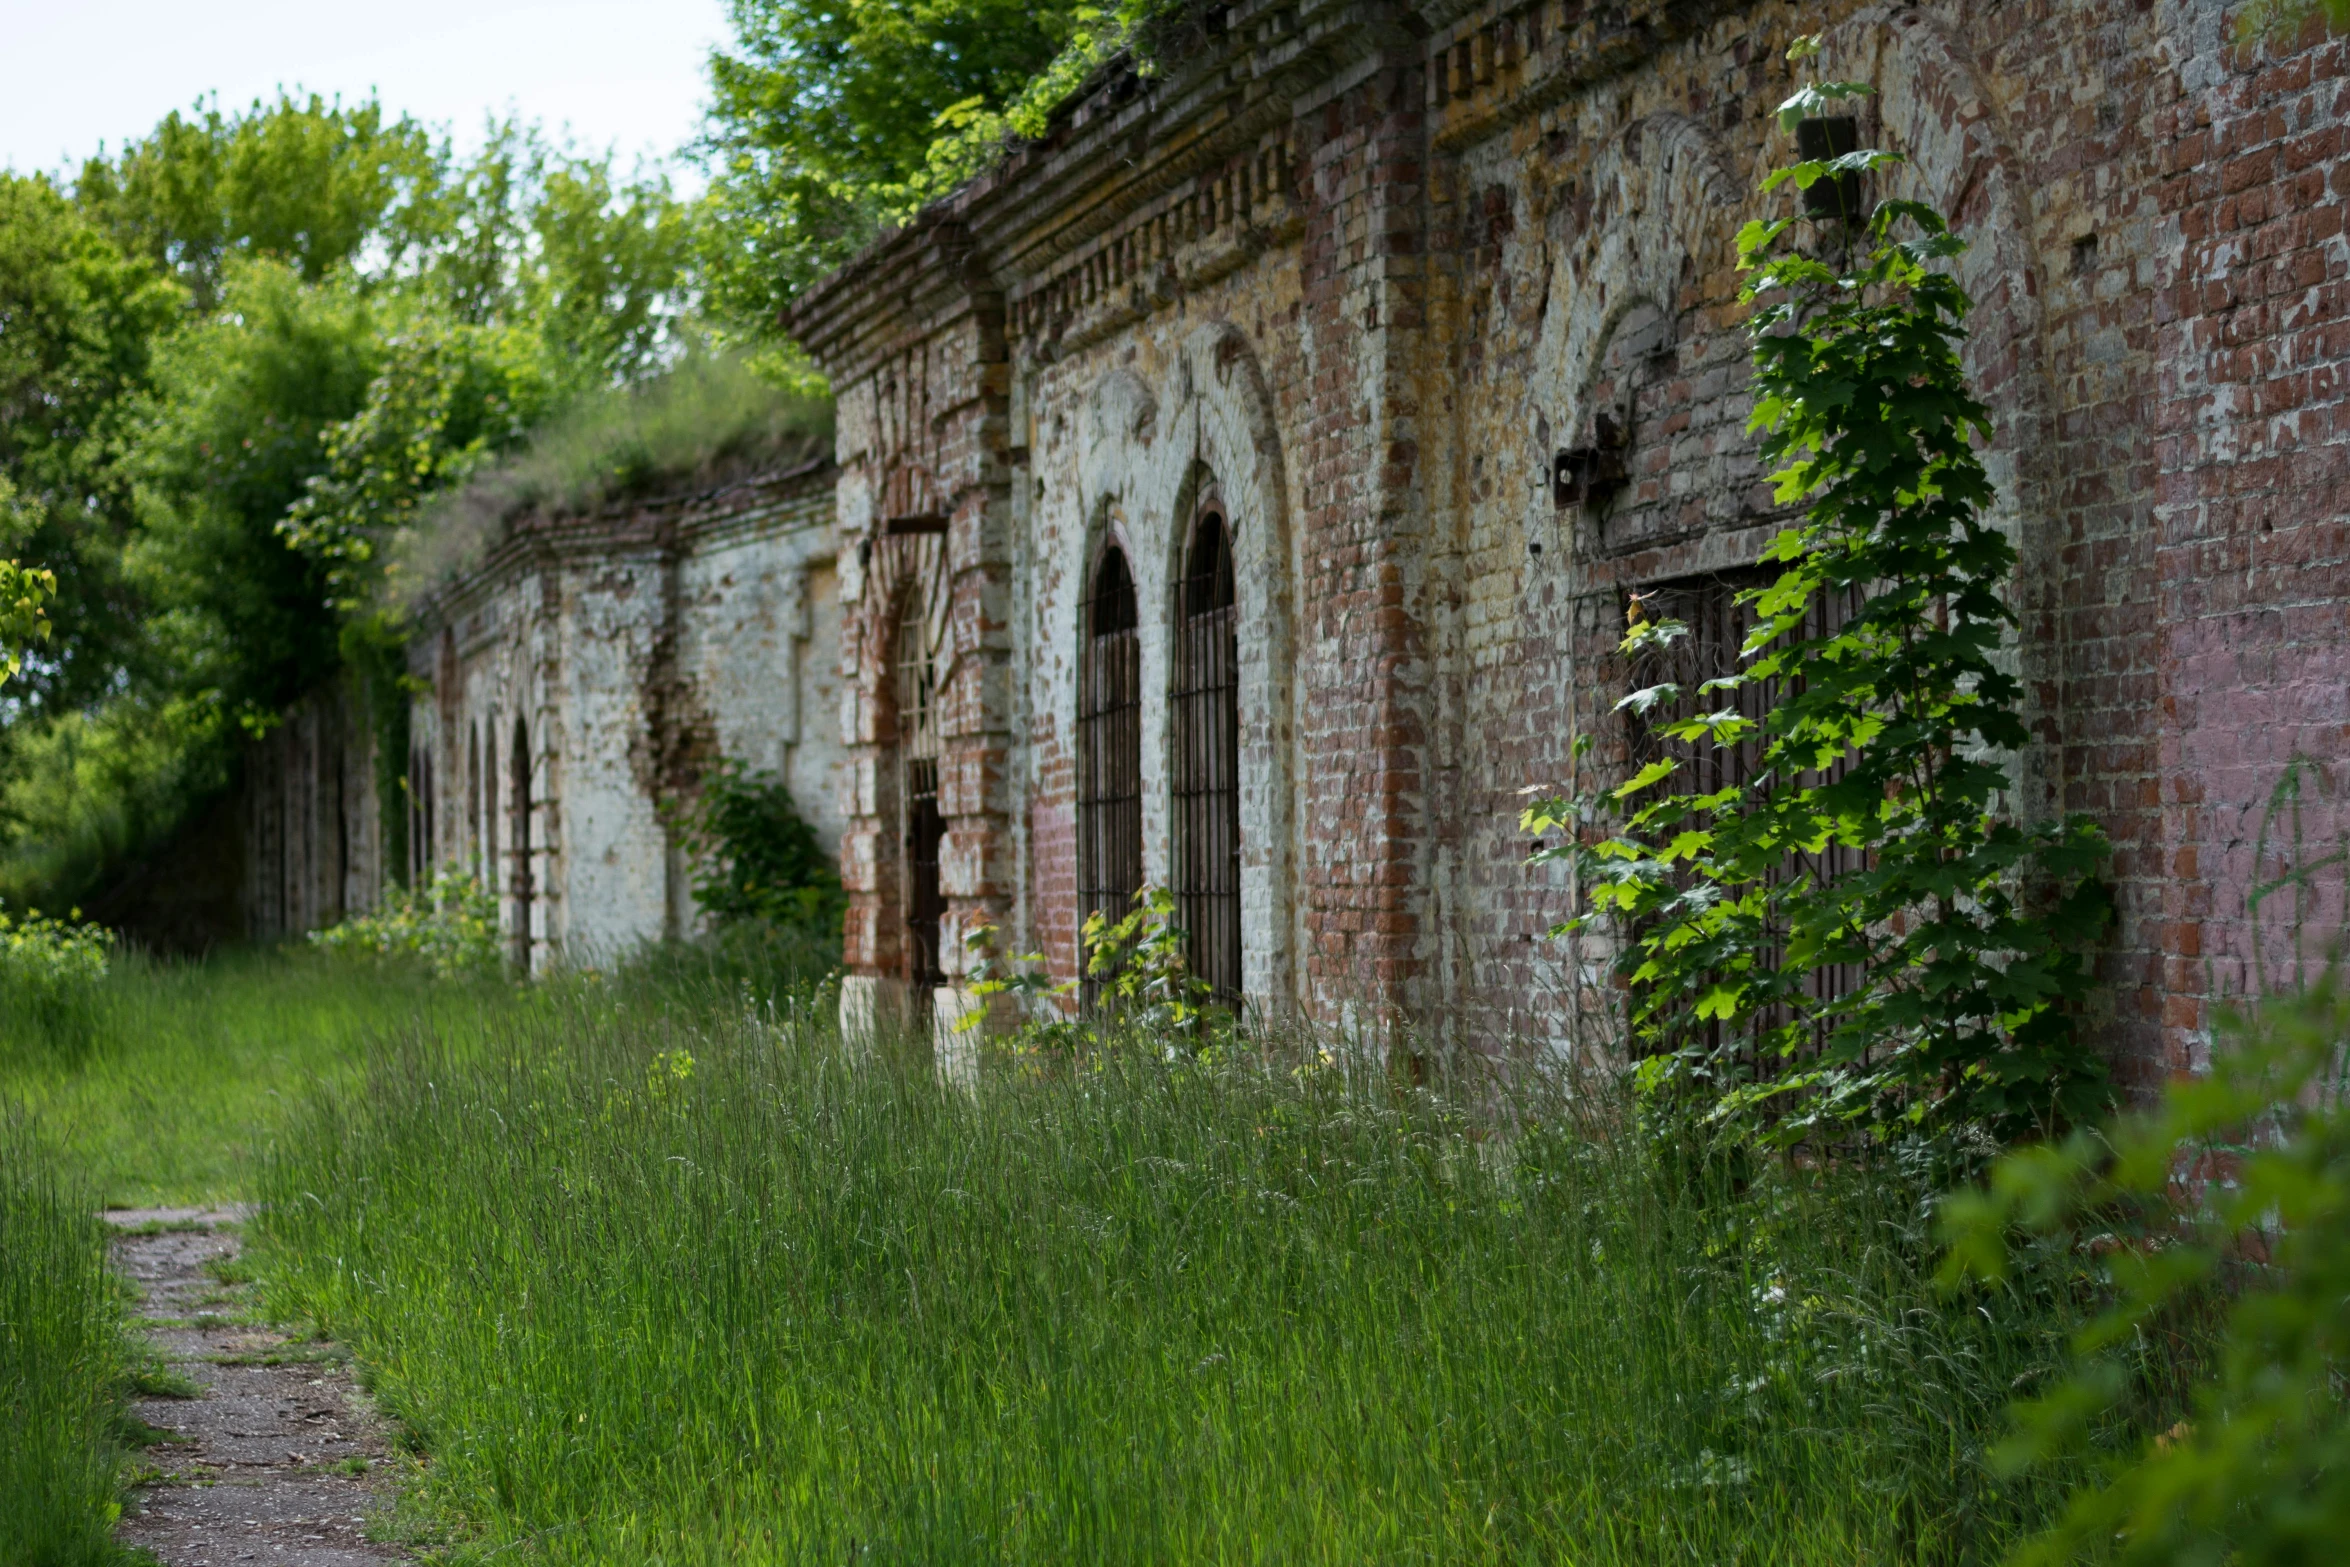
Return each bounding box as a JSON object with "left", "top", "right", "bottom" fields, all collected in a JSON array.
[{"left": 796, "top": 0, "right": 2350, "bottom": 1084}]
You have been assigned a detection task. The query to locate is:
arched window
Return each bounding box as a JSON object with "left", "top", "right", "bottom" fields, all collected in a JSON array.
[
  {"left": 1079, "top": 543, "right": 1142, "bottom": 981},
  {"left": 483, "top": 711, "right": 500, "bottom": 883},
  {"left": 509, "top": 717, "right": 533, "bottom": 973},
  {"left": 1171, "top": 500, "right": 1241, "bottom": 1002},
  {"left": 898, "top": 593, "right": 945, "bottom": 988}
]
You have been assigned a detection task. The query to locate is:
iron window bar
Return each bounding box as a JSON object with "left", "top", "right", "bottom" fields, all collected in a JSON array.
[
  {"left": 899, "top": 591, "right": 946, "bottom": 989},
  {"left": 1079, "top": 543, "right": 1144, "bottom": 1008},
  {"left": 1171, "top": 504, "right": 1243, "bottom": 1005}
]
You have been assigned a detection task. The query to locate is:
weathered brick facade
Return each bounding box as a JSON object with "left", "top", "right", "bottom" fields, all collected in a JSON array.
[{"left": 794, "top": 0, "right": 2350, "bottom": 1083}]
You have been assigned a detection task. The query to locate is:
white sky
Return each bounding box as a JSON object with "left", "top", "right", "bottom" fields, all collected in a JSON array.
[{"left": 1, "top": 0, "right": 732, "bottom": 185}]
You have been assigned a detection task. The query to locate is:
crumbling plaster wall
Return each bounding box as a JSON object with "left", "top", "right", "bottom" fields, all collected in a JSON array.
[
  {"left": 403, "top": 469, "right": 843, "bottom": 967},
  {"left": 799, "top": 0, "right": 2350, "bottom": 1084}
]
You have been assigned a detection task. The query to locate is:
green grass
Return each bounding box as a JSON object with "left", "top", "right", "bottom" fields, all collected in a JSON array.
[
  {"left": 0, "top": 1112, "right": 136, "bottom": 1565},
  {"left": 0, "top": 949, "right": 522, "bottom": 1206},
  {"left": 255, "top": 989, "right": 2168, "bottom": 1564}
]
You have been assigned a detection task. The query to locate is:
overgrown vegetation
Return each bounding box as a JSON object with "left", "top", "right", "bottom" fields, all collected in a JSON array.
[
  {"left": 389, "top": 353, "right": 832, "bottom": 607},
  {"left": 0, "top": 1112, "right": 135, "bottom": 1565},
  {"left": 256, "top": 988, "right": 2172, "bottom": 1562},
  {"left": 1526, "top": 50, "right": 2109, "bottom": 1160},
  {"left": 0, "top": 907, "right": 112, "bottom": 1058},
  {"left": 1945, "top": 968, "right": 2350, "bottom": 1563},
  {"left": 310, "top": 867, "right": 504, "bottom": 979}
]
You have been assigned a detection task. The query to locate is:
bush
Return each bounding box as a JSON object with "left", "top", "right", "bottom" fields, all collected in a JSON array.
[
  {"left": 0, "top": 907, "right": 111, "bottom": 1057},
  {"left": 1942, "top": 970, "right": 2350, "bottom": 1564},
  {"left": 670, "top": 755, "right": 844, "bottom": 938},
  {"left": 310, "top": 867, "right": 502, "bottom": 979}
]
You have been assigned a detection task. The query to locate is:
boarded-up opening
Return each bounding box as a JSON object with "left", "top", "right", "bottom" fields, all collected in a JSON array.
[
  {"left": 1079, "top": 542, "right": 1143, "bottom": 999},
  {"left": 898, "top": 593, "right": 945, "bottom": 989},
  {"left": 1171, "top": 501, "right": 1242, "bottom": 1003}
]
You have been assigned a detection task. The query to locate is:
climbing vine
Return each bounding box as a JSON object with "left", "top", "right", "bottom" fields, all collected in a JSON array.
[{"left": 1525, "top": 42, "right": 2111, "bottom": 1153}]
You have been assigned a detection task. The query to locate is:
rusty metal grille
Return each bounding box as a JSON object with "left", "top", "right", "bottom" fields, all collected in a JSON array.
[
  {"left": 1079, "top": 544, "right": 1143, "bottom": 998},
  {"left": 1171, "top": 506, "right": 1242, "bottom": 1003},
  {"left": 1627, "top": 572, "right": 1867, "bottom": 1078},
  {"left": 898, "top": 594, "right": 945, "bottom": 988},
  {"left": 509, "top": 718, "right": 533, "bottom": 973}
]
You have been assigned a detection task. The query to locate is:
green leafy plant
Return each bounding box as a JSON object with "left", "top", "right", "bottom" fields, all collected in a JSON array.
[
  {"left": 0, "top": 905, "right": 110, "bottom": 1056},
  {"left": 2238, "top": 0, "right": 2350, "bottom": 44},
  {"left": 0, "top": 556, "right": 52, "bottom": 689},
  {"left": 1524, "top": 42, "right": 2110, "bottom": 1152},
  {"left": 964, "top": 885, "right": 1224, "bottom": 1053},
  {"left": 1940, "top": 969, "right": 2350, "bottom": 1564},
  {"left": 670, "top": 757, "right": 844, "bottom": 936},
  {"left": 310, "top": 866, "right": 502, "bottom": 979}
]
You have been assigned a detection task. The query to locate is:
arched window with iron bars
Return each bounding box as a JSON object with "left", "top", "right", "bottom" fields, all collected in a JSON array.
[
  {"left": 1171, "top": 499, "right": 1242, "bottom": 1003},
  {"left": 897, "top": 592, "right": 946, "bottom": 989},
  {"left": 1078, "top": 541, "right": 1142, "bottom": 997}
]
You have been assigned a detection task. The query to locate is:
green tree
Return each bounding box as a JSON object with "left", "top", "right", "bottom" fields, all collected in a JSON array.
[
  {"left": 126, "top": 260, "right": 381, "bottom": 729},
  {"left": 0, "top": 175, "right": 183, "bottom": 711},
  {"left": 75, "top": 92, "right": 442, "bottom": 311},
  {"left": 698, "top": 0, "right": 1092, "bottom": 322},
  {"left": 1524, "top": 50, "right": 2110, "bottom": 1153}
]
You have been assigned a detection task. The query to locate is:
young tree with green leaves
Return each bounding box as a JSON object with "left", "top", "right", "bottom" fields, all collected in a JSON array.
[
  {"left": 698, "top": 0, "right": 1175, "bottom": 331},
  {"left": 1525, "top": 46, "right": 2111, "bottom": 1154}
]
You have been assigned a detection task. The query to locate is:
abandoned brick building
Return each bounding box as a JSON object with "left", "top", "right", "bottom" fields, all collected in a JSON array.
[
  {"left": 786, "top": 0, "right": 2350, "bottom": 1081},
  {"left": 209, "top": 0, "right": 2349, "bottom": 1091}
]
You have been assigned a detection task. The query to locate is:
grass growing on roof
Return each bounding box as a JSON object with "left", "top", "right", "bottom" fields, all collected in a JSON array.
[
  {"left": 256, "top": 991, "right": 2178, "bottom": 1563},
  {"left": 390, "top": 350, "right": 832, "bottom": 607}
]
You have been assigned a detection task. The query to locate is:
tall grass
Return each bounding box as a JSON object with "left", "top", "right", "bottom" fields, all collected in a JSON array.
[
  {"left": 258, "top": 991, "right": 2156, "bottom": 1563},
  {"left": 0, "top": 1112, "right": 132, "bottom": 1564},
  {"left": 0, "top": 949, "right": 520, "bottom": 1205}
]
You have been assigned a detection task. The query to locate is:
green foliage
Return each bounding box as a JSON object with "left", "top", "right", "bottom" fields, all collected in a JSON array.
[
  {"left": 310, "top": 867, "right": 504, "bottom": 980},
  {"left": 0, "top": 1113, "right": 135, "bottom": 1564},
  {"left": 0, "top": 907, "right": 110, "bottom": 1057},
  {"left": 1942, "top": 968, "right": 2350, "bottom": 1565},
  {"left": 1, "top": 555, "right": 53, "bottom": 688},
  {"left": 75, "top": 91, "right": 443, "bottom": 310},
  {"left": 2, "top": 95, "right": 703, "bottom": 914},
  {"left": 671, "top": 757, "right": 843, "bottom": 935},
  {"left": 126, "top": 258, "right": 380, "bottom": 731},
  {"left": 253, "top": 991, "right": 2149, "bottom": 1560},
  {"left": 0, "top": 174, "right": 184, "bottom": 712},
  {"left": 278, "top": 315, "right": 557, "bottom": 611},
  {"left": 700, "top": 0, "right": 1172, "bottom": 325},
  {"left": 1526, "top": 58, "right": 2109, "bottom": 1153},
  {"left": 964, "top": 886, "right": 1225, "bottom": 1050}
]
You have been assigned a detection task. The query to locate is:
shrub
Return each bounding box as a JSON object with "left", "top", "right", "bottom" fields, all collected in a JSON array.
[
  {"left": 670, "top": 756, "right": 843, "bottom": 938},
  {"left": 311, "top": 866, "right": 502, "bottom": 979},
  {"left": 1941, "top": 970, "right": 2350, "bottom": 1564},
  {"left": 0, "top": 907, "right": 111, "bottom": 1057}
]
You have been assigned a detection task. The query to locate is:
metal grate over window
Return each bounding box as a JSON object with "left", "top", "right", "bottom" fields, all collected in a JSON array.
[
  {"left": 1171, "top": 504, "right": 1242, "bottom": 1003},
  {"left": 1627, "top": 572, "right": 1867, "bottom": 1076},
  {"left": 1078, "top": 543, "right": 1143, "bottom": 996},
  {"left": 898, "top": 592, "right": 946, "bottom": 988},
  {"left": 508, "top": 718, "right": 532, "bottom": 973}
]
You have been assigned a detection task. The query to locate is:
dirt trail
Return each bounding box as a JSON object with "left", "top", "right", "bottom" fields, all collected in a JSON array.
[{"left": 104, "top": 1208, "right": 410, "bottom": 1566}]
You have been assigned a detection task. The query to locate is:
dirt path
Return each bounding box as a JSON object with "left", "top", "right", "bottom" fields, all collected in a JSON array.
[{"left": 104, "top": 1208, "right": 411, "bottom": 1566}]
